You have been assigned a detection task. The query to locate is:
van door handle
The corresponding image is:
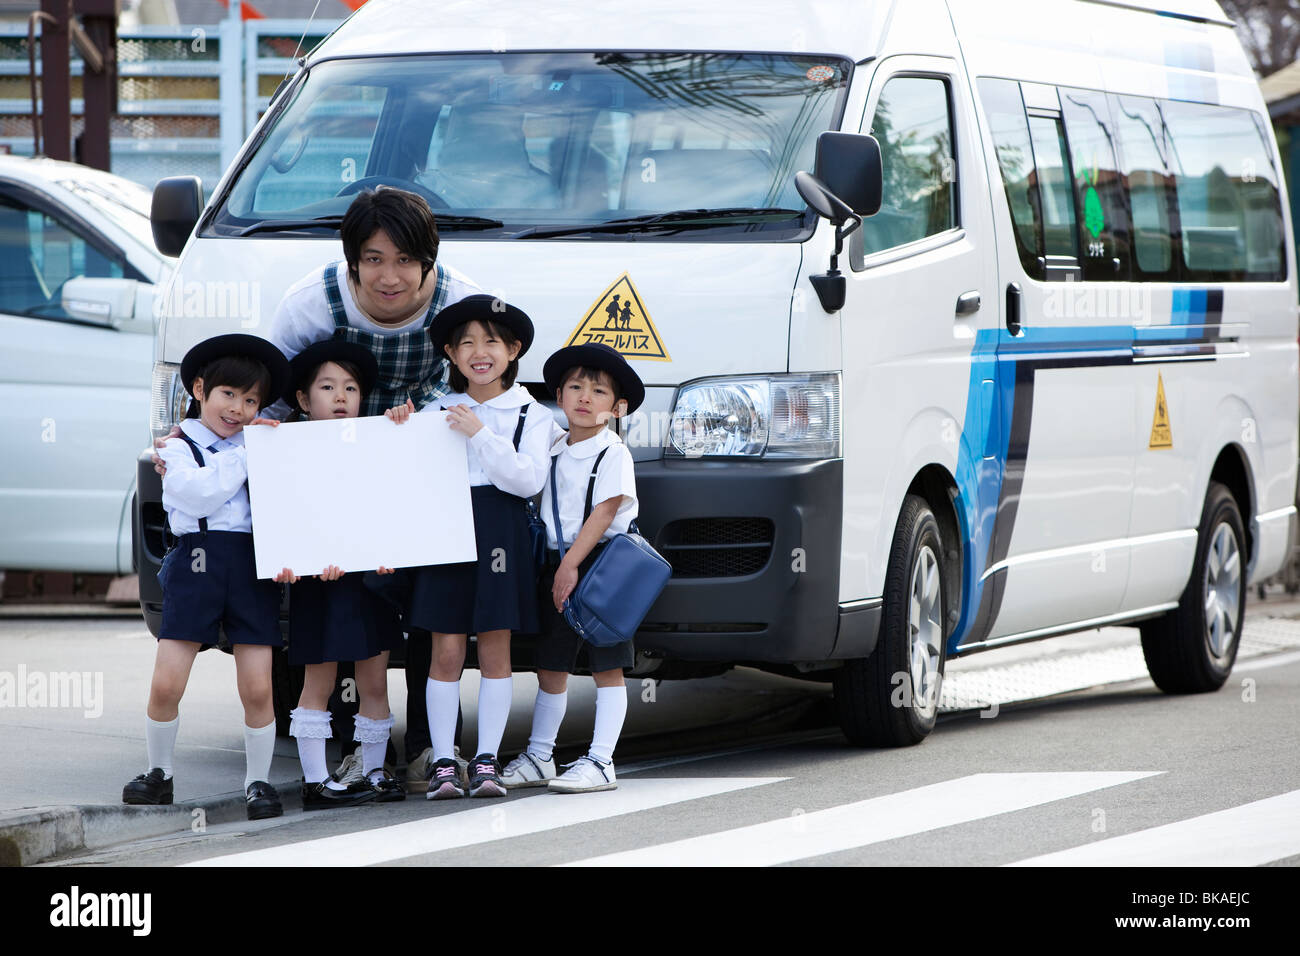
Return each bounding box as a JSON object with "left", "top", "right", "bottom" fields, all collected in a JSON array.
[
  {"left": 955, "top": 291, "right": 981, "bottom": 317},
  {"left": 1006, "top": 282, "right": 1023, "bottom": 336}
]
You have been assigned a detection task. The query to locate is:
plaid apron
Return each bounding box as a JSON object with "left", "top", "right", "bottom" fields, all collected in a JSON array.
[{"left": 323, "top": 261, "right": 454, "bottom": 416}]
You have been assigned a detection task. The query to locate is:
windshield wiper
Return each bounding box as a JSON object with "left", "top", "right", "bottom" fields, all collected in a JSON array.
[
  {"left": 235, "top": 214, "right": 504, "bottom": 237},
  {"left": 514, "top": 207, "right": 805, "bottom": 239},
  {"left": 236, "top": 216, "right": 344, "bottom": 237}
]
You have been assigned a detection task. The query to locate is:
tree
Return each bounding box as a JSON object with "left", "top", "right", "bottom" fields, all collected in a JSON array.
[{"left": 1219, "top": 0, "right": 1300, "bottom": 77}]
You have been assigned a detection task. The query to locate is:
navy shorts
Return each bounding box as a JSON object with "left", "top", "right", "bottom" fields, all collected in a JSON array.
[
  {"left": 532, "top": 546, "right": 635, "bottom": 674},
  {"left": 157, "top": 531, "right": 282, "bottom": 648}
]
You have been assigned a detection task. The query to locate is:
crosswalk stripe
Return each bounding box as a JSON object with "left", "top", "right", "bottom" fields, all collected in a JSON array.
[
  {"left": 185, "top": 777, "right": 787, "bottom": 867},
  {"left": 1006, "top": 788, "right": 1300, "bottom": 866},
  {"left": 562, "top": 771, "right": 1161, "bottom": 867}
]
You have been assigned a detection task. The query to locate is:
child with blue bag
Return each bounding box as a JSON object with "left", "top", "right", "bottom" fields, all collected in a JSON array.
[
  {"left": 502, "top": 344, "right": 644, "bottom": 794},
  {"left": 385, "top": 294, "right": 552, "bottom": 798},
  {"left": 122, "top": 333, "right": 291, "bottom": 819},
  {"left": 269, "top": 339, "right": 408, "bottom": 809}
]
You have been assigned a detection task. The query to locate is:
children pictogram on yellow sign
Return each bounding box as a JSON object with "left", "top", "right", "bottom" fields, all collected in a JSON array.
[
  {"left": 565, "top": 272, "right": 671, "bottom": 361},
  {"left": 1149, "top": 373, "right": 1173, "bottom": 449}
]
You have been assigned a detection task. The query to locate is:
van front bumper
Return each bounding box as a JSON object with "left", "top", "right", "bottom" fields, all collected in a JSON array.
[{"left": 633, "top": 457, "right": 877, "bottom": 665}]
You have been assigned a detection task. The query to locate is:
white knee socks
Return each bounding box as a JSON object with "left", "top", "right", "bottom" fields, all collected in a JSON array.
[
  {"left": 145, "top": 715, "right": 179, "bottom": 778},
  {"left": 527, "top": 690, "right": 568, "bottom": 762},
  {"left": 428, "top": 678, "right": 461, "bottom": 761},
  {"left": 289, "top": 707, "right": 334, "bottom": 785},
  {"left": 588, "top": 686, "right": 628, "bottom": 765},
  {"left": 475, "top": 677, "right": 513, "bottom": 758},
  {"left": 353, "top": 712, "right": 395, "bottom": 781},
  {"left": 243, "top": 720, "right": 276, "bottom": 790}
]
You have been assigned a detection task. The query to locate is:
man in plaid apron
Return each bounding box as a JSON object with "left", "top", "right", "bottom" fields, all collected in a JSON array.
[{"left": 267, "top": 187, "right": 481, "bottom": 784}]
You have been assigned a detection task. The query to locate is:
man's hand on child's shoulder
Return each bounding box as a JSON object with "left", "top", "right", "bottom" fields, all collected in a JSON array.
[
  {"left": 151, "top": 426, "right": 182, "bottom": 476},
  {"left": 385, "top": 399, "right": 416, "bottom": 424}
]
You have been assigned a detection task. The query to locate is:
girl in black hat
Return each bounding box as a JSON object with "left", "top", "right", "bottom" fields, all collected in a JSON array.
[
  {"left": 122, "top": 334, "right": 291, "bottom": 820},
  {"left": 271, "top": 340, "right": 408, "bottom": 809},
  {"left": 385, "top": 295, "right": 554, "bottom": 798}
]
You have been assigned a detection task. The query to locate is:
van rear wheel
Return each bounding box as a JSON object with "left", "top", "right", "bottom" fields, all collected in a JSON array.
[
  {"left": 835, "top": 494, "right": 946, "bottom": 747},
  {"left": 1139, "top": 481, "right": 1244, "bottom": 693}
]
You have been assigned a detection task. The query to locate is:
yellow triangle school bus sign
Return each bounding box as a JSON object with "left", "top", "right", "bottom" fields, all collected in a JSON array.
[{"left": 565, "top": 272, "right": 671, "bottom": 362}]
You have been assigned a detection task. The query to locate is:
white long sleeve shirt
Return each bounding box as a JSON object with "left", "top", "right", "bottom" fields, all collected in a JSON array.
[
  {"left": 158, "top": 418, "right": 254, "bottom": 535},
  {"left": 429, "top": 385, "right": 555, "bottom": 498},
  {"left": 541, "top": 427, "right": 638, "bottom": 550}
]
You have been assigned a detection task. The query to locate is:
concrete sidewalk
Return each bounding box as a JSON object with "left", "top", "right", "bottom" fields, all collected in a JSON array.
[{"left": 0, "top": 613, "right": 829, "bottom": 865}]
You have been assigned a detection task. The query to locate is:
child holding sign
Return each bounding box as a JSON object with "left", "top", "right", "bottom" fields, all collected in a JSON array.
[
  {"left": 272, "top": 340, "right": 407, "bottom": 809},
  {"left": 122, "top": 334, "right": 291, "bottom": 820},
  {"left": 386, "top": 295, "right": 552, "bottom": 798}
]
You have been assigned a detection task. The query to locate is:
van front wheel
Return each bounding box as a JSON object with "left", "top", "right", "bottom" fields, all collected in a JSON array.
[
  {"left": 835, "top": 494, "right": 946, "bottom": 747},
  {"left": 1139, "top": 481, "right": 1244, "bottom": 693}
]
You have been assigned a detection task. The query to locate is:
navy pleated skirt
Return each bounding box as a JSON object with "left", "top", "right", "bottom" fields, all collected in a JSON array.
[
  {"left": 405, "top": 484, "right": 539, "bottom": 636},
  {"left": 288, "top": 572, "right": 404, "bottom": 666}
]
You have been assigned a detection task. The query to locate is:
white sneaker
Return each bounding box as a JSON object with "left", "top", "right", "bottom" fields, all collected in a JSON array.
[
  {"left": 334, "top": 751, "right": 365, "bottom": 787},
  {"left": 548, "top": 755, "right": 617, "bottom": 793},
  {"left": 501, "top": 751, "right": 557, "bottom": 789}
]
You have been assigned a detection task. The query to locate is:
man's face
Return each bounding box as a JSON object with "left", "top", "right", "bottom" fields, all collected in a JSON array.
[
  {"left": 193, "top": 378, "right": 263, "bottom": 439},
  {"left": 353, "top": 228, "right": 428, "bottom": 324}
]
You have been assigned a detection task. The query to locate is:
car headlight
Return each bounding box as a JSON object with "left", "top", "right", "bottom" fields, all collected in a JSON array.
[
  {"left": 668, "top": 373, "right": 840, "bottom": 458},
  {"left": 151, "top": 361, "right": 187, "bottom": 438}
]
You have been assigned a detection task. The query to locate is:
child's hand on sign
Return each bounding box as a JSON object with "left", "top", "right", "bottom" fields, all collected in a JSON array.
[
  {"left": 317, "top": 564, "right": 345, "bottom": 581},
  {"left": 444, "top": 404, "right": 484, "bottom": 438},
  {"left": 274, "top": 567, "right": 300, "bottom": 584},
  {"left": 375, "top": 566, "right": 396, "bottom": 575},
  {"left": 385, "top": 399, "right": 415, "bottom": 424}
]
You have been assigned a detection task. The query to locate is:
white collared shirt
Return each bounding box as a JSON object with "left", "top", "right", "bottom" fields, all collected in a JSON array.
[
  {"left": 428, "top": 384, "right": 555, "bottom": 497},
  {"left": 541, "top": 427, "right": 638, "bottom": 550},
  {"left": 158, "top": 418, "right": 253, "bottom": 535}
]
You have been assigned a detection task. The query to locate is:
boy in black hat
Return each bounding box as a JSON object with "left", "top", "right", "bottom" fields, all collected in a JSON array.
[
  {"left": 501, "top": 344, "right": 645, "bottom": 793},
  {"left": 123, "top": 333, "right": 291, "bottom": 820}
]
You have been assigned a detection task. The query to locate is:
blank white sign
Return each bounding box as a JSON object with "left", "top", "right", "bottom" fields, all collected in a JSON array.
[{"left": 244, "top": 413, "right": 476, "bottom": 579}]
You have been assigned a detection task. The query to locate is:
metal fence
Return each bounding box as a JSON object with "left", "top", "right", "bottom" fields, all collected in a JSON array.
[{"left": 3, "top": 18, "right": 338, "bottom": 191}]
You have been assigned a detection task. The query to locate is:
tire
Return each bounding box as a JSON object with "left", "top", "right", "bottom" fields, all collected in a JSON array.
[
  {"left": 1139, "top": 481, "right": 1245, "bottom": 694},
  {"left": 835, "top": 494, "right": 947, "bottom": 747},
  {"left": 271, "top": 647, "right": 304, "bottom": 737}
]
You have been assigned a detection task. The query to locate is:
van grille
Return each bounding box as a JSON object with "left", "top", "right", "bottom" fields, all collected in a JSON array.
[{"left": 655, "top": 518, "right": 775, "bottom": 578}]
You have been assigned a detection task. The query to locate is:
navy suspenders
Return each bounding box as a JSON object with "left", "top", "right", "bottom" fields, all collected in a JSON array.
[{"left": 174, "top": 433, "right": 210, "bottom": 535}]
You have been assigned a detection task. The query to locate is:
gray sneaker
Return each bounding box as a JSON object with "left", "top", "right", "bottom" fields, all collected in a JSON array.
[
  {"left": 501, "top": 751, "right": 557, "bottom": 789},
  {"left": 334, "top": 751, "right": 365, "bottom": 787}
]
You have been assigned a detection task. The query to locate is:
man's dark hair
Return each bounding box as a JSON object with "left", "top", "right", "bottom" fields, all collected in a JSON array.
[
  {"left": 187, "top": 355, "right": 272, "bottom": 419},
  {"left": 445, "top": 319, "right": 522, "bottom": 393},
  {"left": 340, "top": 188, "right": 439, "bottom": 286}
]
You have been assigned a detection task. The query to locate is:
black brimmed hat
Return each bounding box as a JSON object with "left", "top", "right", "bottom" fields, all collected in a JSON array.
[
  {"left": 180, "top": 333, "right": 290, "bottom": 404},
  {"left": 543, "top": 343, "right": 645, "bottom": 414},
  {"left": 427, "top": 294, "right": 534, "bottom": 357},
  {"left": 285, "top": 338, "right": 380, "bottom": 407}
]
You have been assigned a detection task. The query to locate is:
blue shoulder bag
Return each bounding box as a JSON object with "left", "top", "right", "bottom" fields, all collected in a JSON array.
[{"left": 550, "top": 449, "right": 672, "bottom": 647}]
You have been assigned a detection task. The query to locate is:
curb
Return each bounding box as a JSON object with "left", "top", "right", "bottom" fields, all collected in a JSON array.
[{"left": 0, "top": 778, "right": 303, "bottom": 867}]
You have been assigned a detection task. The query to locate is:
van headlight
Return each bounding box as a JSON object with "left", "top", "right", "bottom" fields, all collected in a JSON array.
[
  {"left": 668, "top": 373, "right": 840, "bottom": 458},
  {"left": 151, "top": 361, "right": 187, "bottom": 438}
]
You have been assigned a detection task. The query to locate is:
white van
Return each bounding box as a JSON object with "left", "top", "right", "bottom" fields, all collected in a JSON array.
[
  {"left": 138, "top": 0, "right": 1298, "bottom": 744},
  {"left": 0, "top": 156, "right": 169, "bottom": 575}
]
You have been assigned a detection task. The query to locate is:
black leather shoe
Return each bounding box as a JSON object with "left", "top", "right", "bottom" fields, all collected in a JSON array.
[
  {"left": 301, "top": 779, "right": 377, "bottom": 811},
  {"left": 367, "top": 767, "right": 406, "bottom": 803},
  {"left": 246, "top": 780, "right": 283, "bottom": 820},
  {"left": 123, "top": 768, "right": 173, "bottom": 805}
]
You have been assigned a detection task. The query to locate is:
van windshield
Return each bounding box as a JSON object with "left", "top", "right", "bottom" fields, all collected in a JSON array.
[{"left": 212, "top": 52, "right": 851, "bottom": 240}]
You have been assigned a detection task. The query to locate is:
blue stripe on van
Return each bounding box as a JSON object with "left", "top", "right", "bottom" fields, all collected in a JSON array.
[{"left": 948, "top": 289, "right": 1223, "bottom": 650}]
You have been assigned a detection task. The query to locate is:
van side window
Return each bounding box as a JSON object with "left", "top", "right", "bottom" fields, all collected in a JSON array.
[
  {"left": 978, "top": 78, "right": 1043, "bottom": 279},
  {"left": 1162, "top": 100, "right": 1285, "bottom": 281},
  {"left": 1027, "top": 115, "right": 1080, "bottom": 264},
  {"left": 860, "top": 76, "right": 956, "bottom": 256},
  {"left": 1059, "top": 88, "right": 1130, "bottom": 280},
  {"left": 0, "top": 195, "right": 125, "bottom": 321},
  {"left": 1111, "top": 94, "right": 1178, "bottom": 280}
]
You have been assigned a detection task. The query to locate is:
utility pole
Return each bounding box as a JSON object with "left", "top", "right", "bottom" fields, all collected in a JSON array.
[
  {"left": 37, "top": 0, "right": 71, "bottom": 161},
  {"left": 33, "top": 0, "right": 119, "bottom": 169}
]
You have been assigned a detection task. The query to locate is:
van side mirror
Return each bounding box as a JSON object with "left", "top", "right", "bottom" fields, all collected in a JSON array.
[
  {"left": 796, "top": 132, "right": 882, "bottom": 313},
  {"left": 151, "top": 176, "right": 204, "bottom": 258}
]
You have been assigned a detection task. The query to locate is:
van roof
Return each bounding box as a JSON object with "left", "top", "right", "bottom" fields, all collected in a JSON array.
[{"left": 307, "top": 0, "right": 1232, "bottom": 64}]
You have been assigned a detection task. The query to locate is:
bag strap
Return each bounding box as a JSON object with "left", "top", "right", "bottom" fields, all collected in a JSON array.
[
  {"left": 512, "top": 404, "right": 528, "bottom": 450},
  {"left": 583, "top": 446, "right": 611, "bottom": 522},
  {"left": 175, "top": 433, "right": 209, "bottom": 534}
]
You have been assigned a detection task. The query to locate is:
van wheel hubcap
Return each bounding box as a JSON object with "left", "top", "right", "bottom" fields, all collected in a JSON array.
[
  {"left": 909, "top": 545, "right": 943, "bottom": 718},
  {"left": 1202, "top": 522, "right": 1241, "bottom": 664}
]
